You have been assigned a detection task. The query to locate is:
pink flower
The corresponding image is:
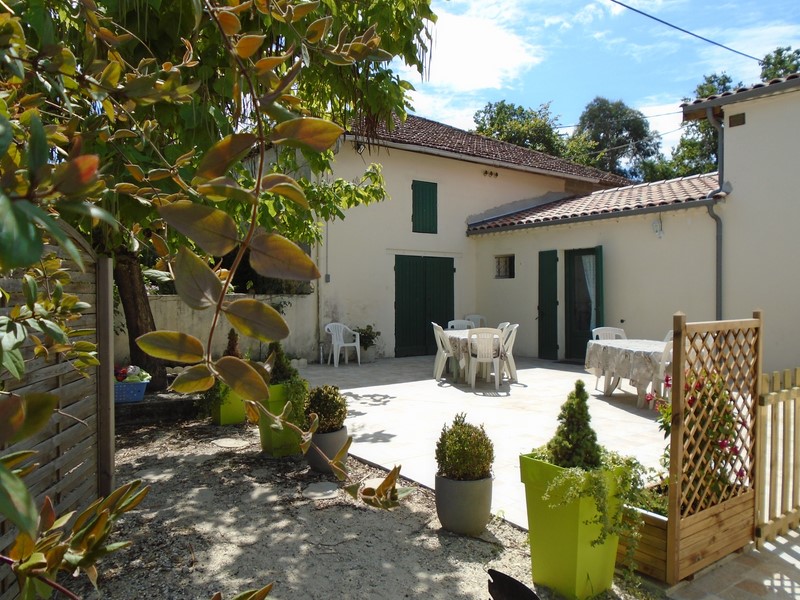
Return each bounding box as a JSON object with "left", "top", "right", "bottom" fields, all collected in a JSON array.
[
  {"left": 718, "top": 439, "right": 729, "bottom": 450},
  {"left": 737, "top": 468, "right": 746, "bottom": 479},
  {"left": 731, "top": 446, "right": 740, "bottom": 455},
  {"left": 687, "top": 395, "right": 696, "bottom": 407},
  {"left": 664, "top": 375, "right": 672, "bottom": 389},
  {"left": 646, "top": 392, "right": 654, "bottom": 404}
]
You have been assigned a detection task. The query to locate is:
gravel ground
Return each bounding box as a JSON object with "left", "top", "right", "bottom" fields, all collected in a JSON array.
[{"left": 63, "top": 420, "right": 664, "bottom": 600}]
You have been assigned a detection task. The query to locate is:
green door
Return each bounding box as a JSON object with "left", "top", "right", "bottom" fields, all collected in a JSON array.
[
  {"left": 564, "top": 246, "right": 603, "bottom": 361},
  {"left": 538, "top": 250, "right": 558, "bottom": 360},
  {"left": 395, "top": 255, "right": 454, "bottom": 357}
]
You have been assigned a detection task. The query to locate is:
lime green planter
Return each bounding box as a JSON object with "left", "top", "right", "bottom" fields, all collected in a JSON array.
[
  {"left": 519, "top": 454, "right": 620, "bottom": 600},
  {"left": 212, "top": 388, "right": 246, "bottom": 425},
  {"left": 258, "top": 383, "right": 302, "bottom": 457}
]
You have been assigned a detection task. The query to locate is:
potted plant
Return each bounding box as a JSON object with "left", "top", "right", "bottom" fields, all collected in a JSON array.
[
  {"left": 354, "top": 324, "right": 381, "bottom": 363},
  {"left": 259, "top": 341, "right": 309, "bottom": 457},
  {"left": 519, "top": 379, "right": 645, "bottom": 600},
  {"left": 304, "top": 384, "right": 349, "bottom": 474},
  {"left": 201, "top": 328, "right": 247, "bottom": 425},
  {"left": 434, "top": 413, "right": 495, "bottom": 536}
]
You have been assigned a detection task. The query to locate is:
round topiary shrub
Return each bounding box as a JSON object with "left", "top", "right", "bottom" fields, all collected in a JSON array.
[
  {"left": 306, "top": 385, "right": 348, "bottom": 433},
  {"left": 435, "top": 413, "right": 494, "bottom": 481}
]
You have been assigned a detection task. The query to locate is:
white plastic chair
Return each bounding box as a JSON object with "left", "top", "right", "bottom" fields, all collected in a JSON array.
[
  {"left": 448, "top": 319, "right": 474, "bottom": 330},
  {"left": 325, "top": 322, "right": 360, "bottom": 367},
  {"left": 464, "top": 314, "right": 487, "bottom": 328},
  {"left": 497, "top": 321, "right": 511, "bottom": 332},
  {"left": 651, "top": 340, "right": 673, "bottom": 407},
  {"left": 663, "top": 329, "right": 674, "bottom": 342},
  {"left": 591, "top": 327, "right": 627, "bottom": 392},
  {"left": 468, "top": 328, "right": 502, "bottom": 390},
  {"left": 432, "top": 322, "right": 456, "bottom": 381},
  {"left": 501, "top": 323, "right": 519, "bottom": 383}
]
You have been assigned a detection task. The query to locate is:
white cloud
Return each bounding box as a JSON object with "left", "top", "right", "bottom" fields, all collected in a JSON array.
[
  {"left": 635, "top": 99, "right": 686, "bottom": 156},
  {"left": 401, "top": 9, "right": 543, "bottom": 93}
]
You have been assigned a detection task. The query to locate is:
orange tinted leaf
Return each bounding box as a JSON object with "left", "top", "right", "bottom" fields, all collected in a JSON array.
[
  {"left": 260, "top": 173, "right": 307, "bottom": 207},
  {"left": 271, "top": 117, "right": 343, "bottom": 152},
  {"left": 158, "top": 200, "right": 239, "bottom": 256},
  {"left": 170, "top": 365, "right": 215, "bottom": 393},
  {"left": 174, "top": 247, "right": 222, "bottom": 310},
  {"left": 217, "top": 11, "right": 241, "bottom": 35},
  {"left": 53, "top": 155, "right": 99, "bottom": 195},
  {"left": 289, "top": 1, "right": 320, "bottom": 22},
  {"left": 125, "top": 164, "right": 145, "bottom": 182},
  {"left": 223, "top": 298, "right": 290, "bottom": 343},
  {"left": 0, "top": 393, "right": 24, "bottom": 445},
  {"left": 151, "top": 233, "right": 170, "bottom": 257},
  {"left": 197, "top": 177, "right": 257, "bottom": 204},
  {"left": 195, "top": 133, "right": 257, "bottom": 182},
  {"left": 235, "top": 35, "right": 265, "bottom": 59},
  {"left": 136, "top": 331, "right": 205, "bottom": 363},
  {"left": 254, "top": 53, "right": 293, "bottom": 75},
  {"left": 215, "top": 356, "right": 269, "bottom": 402},
  {"left": 147, "top": 168, "right": 172, "bottom": 181},
  {"left": 249, "top": 232, "right": 320, "bottom": 281}
]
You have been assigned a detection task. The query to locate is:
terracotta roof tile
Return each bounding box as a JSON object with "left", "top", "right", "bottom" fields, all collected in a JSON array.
[
  {"left": 467, "top": 173, "right": 720, "bottom": 234},
  {"left": 349, "top": 115, "right": 630, "bottom": 187},
  {"left": 682, "top": 73, "right": 800, "bottom": 119}
]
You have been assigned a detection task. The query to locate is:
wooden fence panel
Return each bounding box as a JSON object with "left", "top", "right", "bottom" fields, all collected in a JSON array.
[
  {"left": 0, "top": 230, "right": 111, "bottom": 599},
  {"left": 756, "top": 369, "right": 800, "bottom": 545}
]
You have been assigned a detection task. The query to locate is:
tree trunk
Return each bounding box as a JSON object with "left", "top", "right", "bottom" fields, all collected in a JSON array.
[{"left": 113, "top": 249, "right": 167, "bottom": 391}]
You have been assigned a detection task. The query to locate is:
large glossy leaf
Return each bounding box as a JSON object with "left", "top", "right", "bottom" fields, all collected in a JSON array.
[
  {"left": 235, "top": 35, "right": 265, "bottom": 59},
  {"left": 158, "top": 200, "right": 239, "bottom": 257},
  {"left": 0, "top": 194, "right": 43, "bottom": 271},
  {"left": 194, "top": 133, "right": 257, "bottom": 183},
  {"left": 223, "top": 298, "right": 289, "bottom": 343},
  {"left": 136, "top": 331, "right": 205, "bottom": 364},
  {"left": 249, "top": 232, "right": 320, "bottom": 281},
  {"left": 217, "top": 11, "right": 241, "bottom": 35},
  {"left": 271, "top": 117, "right": 343, "bottom": 152},
  {"left": 11, "top": 392, "right": 58, "bottom": 443},
  {"left": 260, "top": 173, "right": 307, "bottom": 208},
  {"left": 174, "top": 247, "right": 222, "bottom": 310},
  {"left": 305, "top": 16, "right": 331, "bottom": 43},
  {"left": 170, "top": 364, "right": 215, "bottom": 393},
  {"left": 0, "top": 463, "right": 38, "bottom": 539},
  {"left": 215, "top": 356, "right": 269, "bottom": 402},
  {"left": 0, "top": 393, "right": 24, "bottom": 445},
  {"left": 197, "top": 177, "right": 257, "bottom": 204},
  {"left": 0, "top": 114, "right": 12, "bottom": 156},
  {"left": 28, "top": 114, "right": 48, "bottom": 176}
]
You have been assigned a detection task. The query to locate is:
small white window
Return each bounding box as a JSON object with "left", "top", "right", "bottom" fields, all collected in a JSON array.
[{"left": 495, "top": 255, "right": 515, "bottom": 279}]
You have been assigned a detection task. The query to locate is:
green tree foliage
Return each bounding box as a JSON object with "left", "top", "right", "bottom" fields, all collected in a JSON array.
[
  {"left": 472, "top": 100, "right": 600, "bottom": 167},
  {"left": 575, "top": 97, "right": 660, "bottom": 180},
  {"left": 545, "top": 380, "right": 602, "bottom": 470},
  {"left": 2, "top": 0, "right": 433, "bottom": 595},
  {"left": 760, "top": 45, "right": 800, "bottom": 80}
]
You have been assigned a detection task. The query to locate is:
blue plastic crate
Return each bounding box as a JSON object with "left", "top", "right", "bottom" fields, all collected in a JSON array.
[{"left": 114, "top": 381, "right": 148, "bottom": 403}]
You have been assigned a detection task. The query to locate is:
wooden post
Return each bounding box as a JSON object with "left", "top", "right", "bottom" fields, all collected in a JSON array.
[
  {"left": 97, "top": 255, "right": 115, "bottom": 496},
  {"left": 666, "top": 311, "right": 686, "bottom": 585},
  {"left": 752, "top": 310, "right": 763, "bottom": 543}
]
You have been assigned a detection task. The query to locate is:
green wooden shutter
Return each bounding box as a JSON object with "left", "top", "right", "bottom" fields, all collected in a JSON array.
[
  {"left": 594, "top": 245, "right": 604, "bottom": 328},
  {"left": 412, "top": 180, "right": 437, "bottom": 233},
  {"left": 538, "top": 250, "right": 558, "bottom": 360}
]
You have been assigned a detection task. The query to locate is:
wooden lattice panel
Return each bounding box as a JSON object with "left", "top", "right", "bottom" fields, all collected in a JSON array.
[{"left": 678, "top": 325, "right": 759, "bottom": 517}]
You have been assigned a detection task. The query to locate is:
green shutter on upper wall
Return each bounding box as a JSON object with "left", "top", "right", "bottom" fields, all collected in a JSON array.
[{"left": 412, "top": 180, "right": 438, "bottom": 233}]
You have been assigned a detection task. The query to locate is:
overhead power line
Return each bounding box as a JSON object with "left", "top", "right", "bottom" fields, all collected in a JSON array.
[{"left": 608, "top": 0, "right": 763, "bottom": 63}]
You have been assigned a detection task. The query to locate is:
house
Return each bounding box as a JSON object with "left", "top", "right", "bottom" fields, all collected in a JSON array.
[
  {"left": 309, "top": 116, "right": 629, "bottom": 360},
  {"left": 467, "top": 73, "right": 800, "bottom": 371}
]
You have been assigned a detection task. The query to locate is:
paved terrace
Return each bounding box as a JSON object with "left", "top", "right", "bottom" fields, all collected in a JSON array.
[{"left": 298, "top": 355, "right": 800, "bottom": 599}]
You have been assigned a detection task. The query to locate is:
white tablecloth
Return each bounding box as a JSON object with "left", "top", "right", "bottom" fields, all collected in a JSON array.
[
  {"left": 584, "top": 338, "right": 666, "bottom": 405},
  {"left": 444, "top": 329, "right": 504, "bottom": 379}
]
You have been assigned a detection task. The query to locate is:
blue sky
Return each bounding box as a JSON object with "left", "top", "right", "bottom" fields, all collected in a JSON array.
[{"left": 397, "top": 0, "right": 800, "bottom": 156}]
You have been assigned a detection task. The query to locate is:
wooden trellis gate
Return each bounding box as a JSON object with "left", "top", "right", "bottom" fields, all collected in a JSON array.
[{"left": 665, "top": 311, "right": 762, "bottom": 584}]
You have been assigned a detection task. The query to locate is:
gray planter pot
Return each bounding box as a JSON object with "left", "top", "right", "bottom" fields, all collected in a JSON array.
[
  {"left": 307, "top": 426, "right": 349, "bottom": 473},
  {"left": 435, "top": 475, "right": 493, "bottom": 536},
  {"left": 360, "top": 346, "right": 377, "bottom": 363}
]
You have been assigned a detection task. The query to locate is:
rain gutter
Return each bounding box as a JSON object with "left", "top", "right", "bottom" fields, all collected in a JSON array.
[{"left": 704, "top": 107, "right": 727, "bottom": 320}]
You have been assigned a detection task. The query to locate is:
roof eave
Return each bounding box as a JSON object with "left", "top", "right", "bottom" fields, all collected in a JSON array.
[
  {"left": 466, "top": 197, "right": 720, "bottom": 236},
  {"left": 682, "top": 75, "right": 800, "bottom": 121},
  {"left": 342, "top": 133, "right": 616, "bottom": 186}
]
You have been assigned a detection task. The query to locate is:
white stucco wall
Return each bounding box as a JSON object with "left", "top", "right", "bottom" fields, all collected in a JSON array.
[
  {"left": 472, "top": 209, "right": 718, "bottom": 359},
  {"left": 317, "top": 143, "right": 574, "bottom": 357},
  {"left": 113, "top": 293, "right": 319, "bottom": 366},
  {"left": 717, "top": 90, "right": 800, "bottom": 371}
]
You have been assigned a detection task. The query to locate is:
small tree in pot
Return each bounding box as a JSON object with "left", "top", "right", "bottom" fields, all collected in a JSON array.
[
  {"left": 354, "top": 324, "right": 381, "bottom": 363},
  {"left": 519, "top": 380, "right": 646, "bottom": 600},
  {"left": 435, "top": 413, "right": 495, "bottom": 536},
  {"left": 305, "top": 384, "right": 350, "bottom": 474}
]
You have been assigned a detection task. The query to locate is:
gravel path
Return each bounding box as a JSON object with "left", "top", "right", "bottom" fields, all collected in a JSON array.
[{"left": 64, "top": 420, "right": 662, "bottom": 600}]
